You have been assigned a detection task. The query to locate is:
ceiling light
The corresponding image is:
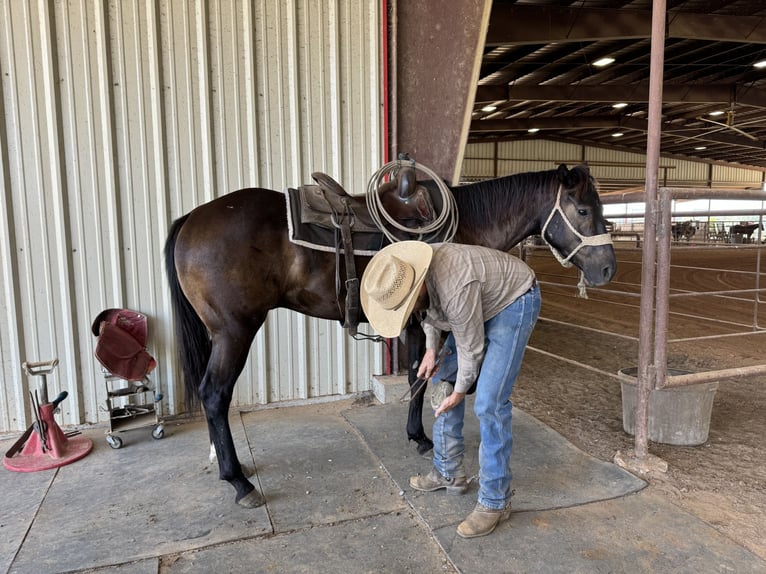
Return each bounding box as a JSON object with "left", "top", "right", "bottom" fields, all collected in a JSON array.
[
  {"left": 527, "top": 128, "right": 540, "bottom": 133},
  {"left": 612, "top": 132, "right": 624, "bottom": 137},
  {"left": 481, "top": 105, "right": 497, "bottom": 112},
  {"left": 593, "top": 57, "right": 615, "bottom": 67},
  {"left": 709, "top": 110, "right": 725, "bottom": 116},
  {"left": 754, "top": 60, "right": 766, "bottom": 69},
  {"left": 612, "top": 102, "right": 628, "bottom": 109},
  {"left": 694, "top": 146, "right": 707, "bottom": 150}
]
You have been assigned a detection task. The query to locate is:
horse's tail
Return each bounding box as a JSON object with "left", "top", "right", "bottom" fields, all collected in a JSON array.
[{"left": 164, "top": 215, "right": 211, "bottom": 411}]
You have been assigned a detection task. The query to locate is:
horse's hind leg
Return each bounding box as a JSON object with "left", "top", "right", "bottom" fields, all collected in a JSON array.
[{"left": 199, "top": 328, "right": 264, "bottom": 508}]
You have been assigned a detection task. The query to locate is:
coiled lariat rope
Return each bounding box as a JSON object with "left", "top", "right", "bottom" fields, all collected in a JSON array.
[
  {"left": 540, "top": 185, "right": 613, "bottom": 298},
  {"left": 366, "top": 158, "right": 459, "bottom": 244}
]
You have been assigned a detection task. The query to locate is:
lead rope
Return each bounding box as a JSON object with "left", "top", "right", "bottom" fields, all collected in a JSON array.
[{"left": 540, "top": 186, "right": 613, "bottom": 298}]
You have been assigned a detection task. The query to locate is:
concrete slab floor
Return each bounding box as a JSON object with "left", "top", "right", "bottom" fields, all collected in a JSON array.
[{"left": 1, "top": 396, "right": 764, "bottom": 574}]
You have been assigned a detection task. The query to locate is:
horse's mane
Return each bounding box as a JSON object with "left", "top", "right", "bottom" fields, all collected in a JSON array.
[{"left": 450, "top": 168, "right": 560, "bottom": 227}]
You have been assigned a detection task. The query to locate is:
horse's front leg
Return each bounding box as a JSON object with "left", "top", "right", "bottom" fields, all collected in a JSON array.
[{"left": 404, "top": 320, "right": 433, "bottom": 455}]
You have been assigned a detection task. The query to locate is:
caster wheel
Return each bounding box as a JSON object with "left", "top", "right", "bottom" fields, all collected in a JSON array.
[
  {"left": 152, "top": 426, "right": 165, "bottom": 440},
  {"left": 106, "top": 435, "right": 123, "bottom": 449}
]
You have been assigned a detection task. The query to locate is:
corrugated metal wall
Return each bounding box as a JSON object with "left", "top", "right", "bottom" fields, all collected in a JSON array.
[
  {"left": 0, "top": 0, "right": 383, "bottom": 433},
  {"left": 462, "top": 140, "right": 764, "bottom": 192}
]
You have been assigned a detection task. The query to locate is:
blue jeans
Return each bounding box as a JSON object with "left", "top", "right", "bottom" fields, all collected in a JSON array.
[{"left": 431, "top": 282, "right": 540, "bottom": 510}]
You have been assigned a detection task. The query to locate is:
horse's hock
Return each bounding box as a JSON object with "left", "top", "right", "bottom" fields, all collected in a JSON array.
[{"left": 618, "top": 367, "right": 718, "bottom": 446}]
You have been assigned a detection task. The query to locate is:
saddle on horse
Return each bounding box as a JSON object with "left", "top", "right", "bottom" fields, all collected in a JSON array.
[{"left": 285, "top": 168, "right": 435, "bottom": 334}]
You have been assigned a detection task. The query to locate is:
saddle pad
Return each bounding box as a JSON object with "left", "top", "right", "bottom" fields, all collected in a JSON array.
[{"left": 285, "top": 188, "right": 389, "bottom": 256}]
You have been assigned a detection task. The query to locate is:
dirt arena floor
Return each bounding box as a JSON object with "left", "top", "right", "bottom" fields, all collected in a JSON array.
[{"left": 516, "top": 243, "right": 766, "bottom": 560}]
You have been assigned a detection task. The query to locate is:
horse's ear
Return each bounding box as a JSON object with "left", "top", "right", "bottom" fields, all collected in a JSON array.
[{"left": 557, "top": 164, "right": 572, "bottom": 187}]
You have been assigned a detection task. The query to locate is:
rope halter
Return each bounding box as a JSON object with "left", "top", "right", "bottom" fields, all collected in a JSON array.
[{"left": 540, "top": 185, "right": 613, "bottom": 298}]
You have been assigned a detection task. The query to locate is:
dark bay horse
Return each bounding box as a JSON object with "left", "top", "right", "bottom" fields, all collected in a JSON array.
[
  {"left": 730, "top": 222, "right": 763, "bottom": 242},
  {"left": 164, "top": 164, "right": 616, "bottom": 507}
]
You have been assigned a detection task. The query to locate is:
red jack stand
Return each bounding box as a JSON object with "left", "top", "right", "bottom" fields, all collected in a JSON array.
[{"left": 3, "top": 359, "right": 93, "bottom": 473}]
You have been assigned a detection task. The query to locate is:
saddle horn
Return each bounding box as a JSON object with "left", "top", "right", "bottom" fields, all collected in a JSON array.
[{"left": 397, "top": 167, "right": 418, "bottom": 199}]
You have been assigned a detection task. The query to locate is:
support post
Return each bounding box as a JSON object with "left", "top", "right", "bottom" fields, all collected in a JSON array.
[{"left": 391, "top": 0, "right": 492, "bottom": 184}]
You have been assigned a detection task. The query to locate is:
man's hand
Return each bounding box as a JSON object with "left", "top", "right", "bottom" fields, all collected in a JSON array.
[
  {"left": 434, "top": 391, "right": 465, "bottom": 418},
  {"left": 417, "top": 348, "right": 438, "bottom": 379}
]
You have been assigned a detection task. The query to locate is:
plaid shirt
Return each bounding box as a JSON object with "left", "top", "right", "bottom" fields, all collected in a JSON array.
[{"left": 422, "top": 243, "right": 535, "bottom": 394}]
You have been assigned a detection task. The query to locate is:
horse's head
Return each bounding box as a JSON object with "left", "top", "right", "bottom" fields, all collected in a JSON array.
[
  {"left": 376, "top": 167, "right": 435, "bottom": 227},
  {"left": 541, "top": 164, "right": 616, "bottom": 286}
]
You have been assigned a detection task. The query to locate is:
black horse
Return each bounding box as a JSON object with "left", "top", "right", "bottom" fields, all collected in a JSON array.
[
  {"left": 164, "top": 164, "right": 616, "bottom": 507},
  {"left": 730, "top": 222, "right": 763, "bottom": 242}
]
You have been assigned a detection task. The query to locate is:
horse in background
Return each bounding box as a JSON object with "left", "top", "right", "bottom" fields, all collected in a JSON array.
[
  {"left": 671, "top": 221, "right": 697, "bottom": 241},
  {"left": 730, "top": 222, "right": 763, "bottom": 243}
]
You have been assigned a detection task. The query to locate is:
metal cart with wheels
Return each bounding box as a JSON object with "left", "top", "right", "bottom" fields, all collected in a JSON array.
[{"left": 92, "top": 309, "right": 164, "bottom": 448}]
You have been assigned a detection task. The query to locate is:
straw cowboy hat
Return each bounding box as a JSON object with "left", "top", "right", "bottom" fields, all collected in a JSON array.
[{"left": 361, "top": 241, "right": 434, "bottom": 338}]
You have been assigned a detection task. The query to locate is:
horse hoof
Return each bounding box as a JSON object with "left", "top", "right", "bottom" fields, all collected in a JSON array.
[
  {"left": 416, "top": 439, "right": 434, "bottom": 457},
  {"left": 237, "top": 489, "right": 266, "bottom": 508}
]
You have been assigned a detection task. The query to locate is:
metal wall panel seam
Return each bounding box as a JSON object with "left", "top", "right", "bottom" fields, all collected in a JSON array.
[
  {"left": 242, "top": 0, "right": 260, "bottom": 186},
  {"left": 163, "top": 0, "right": 185, "bottom": 218},
  {"left": 227, "top": 0, "right": 243, "bottom": 189},
  {"left": 262, "top": 1, "right": 289, "bottom": 402},
  {"left": 19, "top": 0, "right": 58, "bottom": 412},
  {"left": 210, "top": 0, "right": 230, "bottom": 195},
  {"left": 208, "top": 2, "right": 239, "bottom": 197},
  {"left": 132, "top": 0, "right": 160, "bottom": 315},
  {"left": 0, "top": 0, "right": 28, "bottom": 431},
  {"left": 113, "top": 1, "right": 143, "bottom": 310},
  {"left": 234, "top": 0, "right": 256, "bottom": 407},
  {"left": 180, "top": 0, "right": 200, "bottom": 209},
  {"left": 303, "top": 31, "right": 330, "bottom": 396},
  {"left": 252, "top": 0, "right": 272, "bottom": 404},
  {"left": 333, "top": 0, "right": 350, "bottom": 394},
  {"left": 264, "top": 1, "right": 302, "bottom": 403},
  {"left": 58, "top": 1, "right": 100, "bottom": 422},
  {"left": 284, "top": 0, "right": 303, "bottom": 185},
  {"left": 284, "top": 1, "right": 314, "bottom": 398},
  {"left": 367, "top": 0, "right": 382, "bottom": 178},
  {"left": 298, "top": 0, "right": 321, "bottom": 177},
  {"left": 285, "top": 2, "right": 309, "bottom": 400},
  {"left": 328, "top": 0, "right": 342, "bottom": 179},
  {"left": 357, "top": 0, "right": 384, "bottom": 388},
  {"left": 159, "top": 2, "right": 191, "bottom": 413},
  {"left": 93, "top": 1, "right": 124, "bottom": 308},
  {"left": 124, "top": 0, "right": 165, "bottom": 413},
  {"left": 195, "top": 0, "right": 215, "bottom": 203},
  {"left": 356, "top": 1, "right": 387, "bottom": 392},
  {"left": 37, "top": 0, "right": 82, "bottom": 425},
  {"left": 145, "top": 0, "right": 176, "bottom": 414}
]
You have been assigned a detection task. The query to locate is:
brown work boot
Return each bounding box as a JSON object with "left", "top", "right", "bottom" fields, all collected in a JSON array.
[
  {"left": 409, "top": 467, "right": 468, "bottom": 495},
  {"left": 456, "top": 503, "right": 512, "bottom": 538}
]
